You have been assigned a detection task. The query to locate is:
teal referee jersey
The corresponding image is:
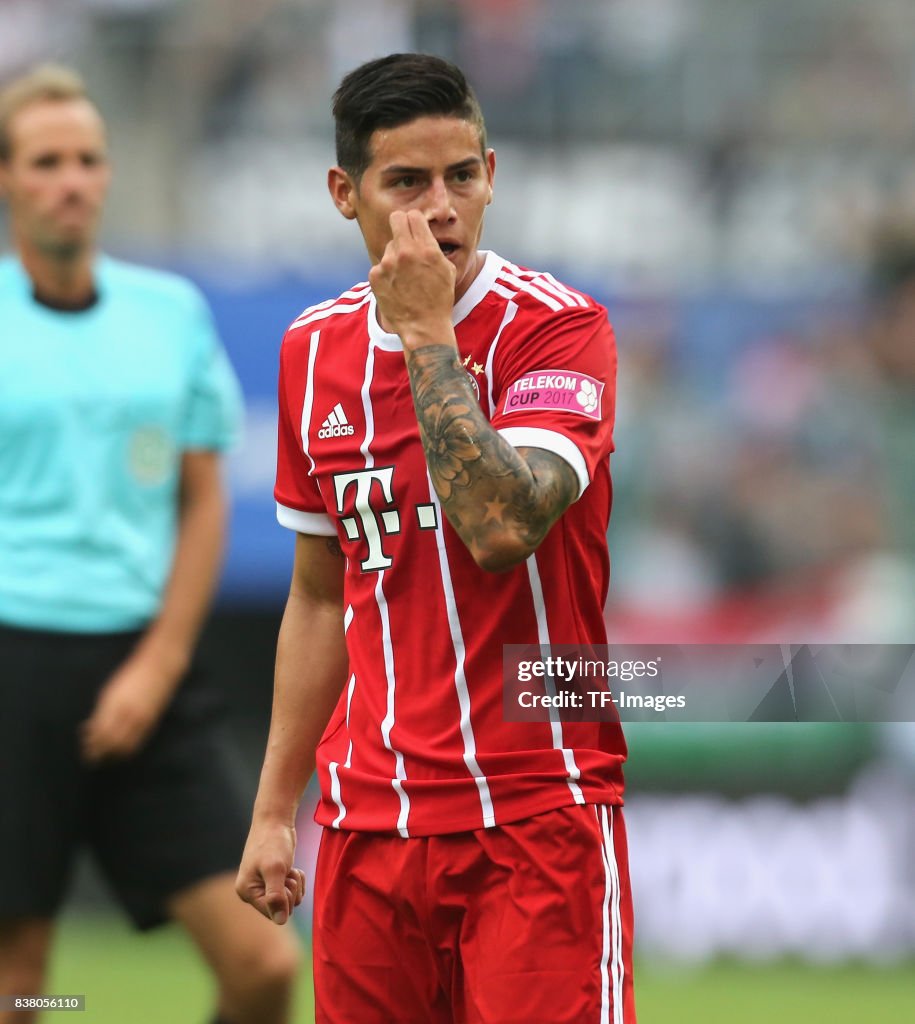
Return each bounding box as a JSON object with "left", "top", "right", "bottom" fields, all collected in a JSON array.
[{"left": 0, "top": 254, "right": 243, "bottom": 632}]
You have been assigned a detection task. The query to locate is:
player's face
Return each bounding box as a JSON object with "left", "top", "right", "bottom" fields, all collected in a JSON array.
[
  {"left": 0, "top": 98, "right": 110, "bottom": 257},
  {"left": 330, "top": 115, "right": 495, "bottom": 303}
]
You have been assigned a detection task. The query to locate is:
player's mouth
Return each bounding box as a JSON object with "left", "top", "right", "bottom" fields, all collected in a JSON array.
[{"left": 438, "top": 241, "right": 460, "bottom": 258}]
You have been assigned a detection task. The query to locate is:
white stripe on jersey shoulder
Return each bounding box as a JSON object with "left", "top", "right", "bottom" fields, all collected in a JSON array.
[
  {"left": 501, "top": 261, "right": 589, "bottom": 307},
  {"left": 288, "top": 283, "right": 372, "bottom": 331},
  {"left": 528, "top": 268, "right": 589, "bottom": 307},
  {"left": 499, "top": 262, "right": 589, "bottom": 310},
  {"left": 496, "top": 268, "right": 563, "bottom": 311},
  {"left": 491, "top": 282, "right": 517, "bottom": 301}
]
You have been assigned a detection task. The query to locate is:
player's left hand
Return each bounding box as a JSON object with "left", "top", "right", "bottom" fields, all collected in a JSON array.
[
  {"left": 236, "top": 819, "right": 306, "bottom": 925},
  {"left": 79, "top": 651, "right": 181, "bottom": 762},
  {"left": 369, "top": 209, "right": 457, "bottom": 348}
]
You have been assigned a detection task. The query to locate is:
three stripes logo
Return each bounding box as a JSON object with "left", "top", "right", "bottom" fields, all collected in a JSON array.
[{"left": 318, "top": 402, "right": 355, "bottom": 439}]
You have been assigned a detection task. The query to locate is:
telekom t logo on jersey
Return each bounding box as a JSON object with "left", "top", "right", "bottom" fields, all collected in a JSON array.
[
  {"left": 333, "top": 467, "right": 399, "bottom": 571},
  {"left": 333, "top": 467, "right": 439, "bottom": 572}
]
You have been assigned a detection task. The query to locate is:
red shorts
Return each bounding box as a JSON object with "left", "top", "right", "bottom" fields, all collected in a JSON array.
[{"left": 313, "top": 804, "right": 635, "bottom": 1024}]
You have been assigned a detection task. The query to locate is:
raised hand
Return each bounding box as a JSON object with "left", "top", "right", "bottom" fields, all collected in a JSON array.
[{"left": 368, "top": 210, "right": 457, "bottom": 348}]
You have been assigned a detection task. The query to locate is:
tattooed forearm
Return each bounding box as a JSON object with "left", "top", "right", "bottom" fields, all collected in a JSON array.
[
  {"left": 404, "top": 345, "right": 579, "bottom": 570},
  {"left": 405, "top": 345, "right": 509, "bottom": 499}
]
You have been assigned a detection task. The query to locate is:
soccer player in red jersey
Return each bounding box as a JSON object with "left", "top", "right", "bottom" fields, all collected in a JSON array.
[{"left": 237, "top": 53, "right": 635, "bottom": 1024}]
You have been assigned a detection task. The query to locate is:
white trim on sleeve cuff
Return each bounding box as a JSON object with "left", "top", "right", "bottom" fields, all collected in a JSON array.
[
  {"left": 497, "top": 426, "right": 590, "bottom": 499},
  {"left": 276, "top": 502, "right": 338, "bottom": 535}
]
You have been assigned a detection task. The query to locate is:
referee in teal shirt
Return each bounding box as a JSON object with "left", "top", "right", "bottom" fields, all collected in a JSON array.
[{"left": 0, "top": 66, "right": 300, "bottom": 1024}]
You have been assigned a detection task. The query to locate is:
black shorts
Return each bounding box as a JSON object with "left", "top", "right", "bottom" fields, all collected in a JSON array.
[{"left": 0, "top": 622, "right": 251, "bottom": 930}]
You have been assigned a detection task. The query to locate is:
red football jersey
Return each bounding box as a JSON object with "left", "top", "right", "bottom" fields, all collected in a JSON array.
[{"left": 275, "top": 251, "right": 626, "bottom": 836}]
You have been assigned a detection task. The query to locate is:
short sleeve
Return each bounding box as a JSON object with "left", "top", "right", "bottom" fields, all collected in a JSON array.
[
  {"left": 180, "top": 291, "right": 244, "bottom": 451},
  {"left": 490, "top": 303, "right": 617, "bottom": 498},
  {"left": 274, "top": 334, "right": 337, "bottom": 536}
]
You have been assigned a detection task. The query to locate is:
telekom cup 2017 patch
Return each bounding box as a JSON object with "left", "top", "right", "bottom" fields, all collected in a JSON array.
[{"left": 502, "top": 369, "right": 604, "bottom": 420}]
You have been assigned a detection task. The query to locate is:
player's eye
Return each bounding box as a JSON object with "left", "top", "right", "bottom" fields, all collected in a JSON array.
[
  {"left": 32, "top": 154, "right": 60, "bottom": 169},
  {"left": 392, "top": 175, "right": 418, "bottom": 189}
]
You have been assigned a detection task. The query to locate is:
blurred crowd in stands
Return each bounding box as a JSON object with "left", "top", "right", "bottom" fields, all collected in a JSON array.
[
  {"left": 1, "top": 0, "right": 913, "bottom": 640},
  {"left": 607, "top": 245, "right": 915, "bottom": 642}
]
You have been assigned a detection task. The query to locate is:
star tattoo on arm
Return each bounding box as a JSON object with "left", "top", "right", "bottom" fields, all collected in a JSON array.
[{"left": 404, "top": 344, "right": 579, "bottom": 571}]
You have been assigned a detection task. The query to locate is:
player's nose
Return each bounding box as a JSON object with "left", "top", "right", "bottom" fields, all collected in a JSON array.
[{"left": 424, "top": 177, "right": 456, "bottom": 223}]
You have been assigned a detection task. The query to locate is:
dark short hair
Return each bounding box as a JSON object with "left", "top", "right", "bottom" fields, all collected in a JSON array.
[{"left": 332, "top": 53, "right": 486, "bottom": 179}]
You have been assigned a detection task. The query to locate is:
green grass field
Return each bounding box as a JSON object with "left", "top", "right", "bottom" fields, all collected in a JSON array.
[{"left": 45, "top": 913, "right": 914, "bottom": 1023}]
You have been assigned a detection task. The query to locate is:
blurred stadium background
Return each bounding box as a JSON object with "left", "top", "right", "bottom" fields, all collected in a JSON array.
[{"left": 3, "top": 0, "right": 914, "bottom": 1021}]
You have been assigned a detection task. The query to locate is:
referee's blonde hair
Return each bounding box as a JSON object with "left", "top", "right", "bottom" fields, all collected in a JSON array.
[{"left": 0, "top": 64, "right": 91, "bottom": 161}]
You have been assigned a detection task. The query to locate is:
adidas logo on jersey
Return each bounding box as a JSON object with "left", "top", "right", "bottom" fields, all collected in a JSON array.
[{"left": 318, "top": 402, "right": 355, "bottom": 439}]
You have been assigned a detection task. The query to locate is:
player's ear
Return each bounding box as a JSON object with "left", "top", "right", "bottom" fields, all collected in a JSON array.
[
  {"left": 484, "top": 148, "right": 496, "bottom": 206},
  {"left": 328, "top": 166, "right": 358, "bottom": 220}
]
